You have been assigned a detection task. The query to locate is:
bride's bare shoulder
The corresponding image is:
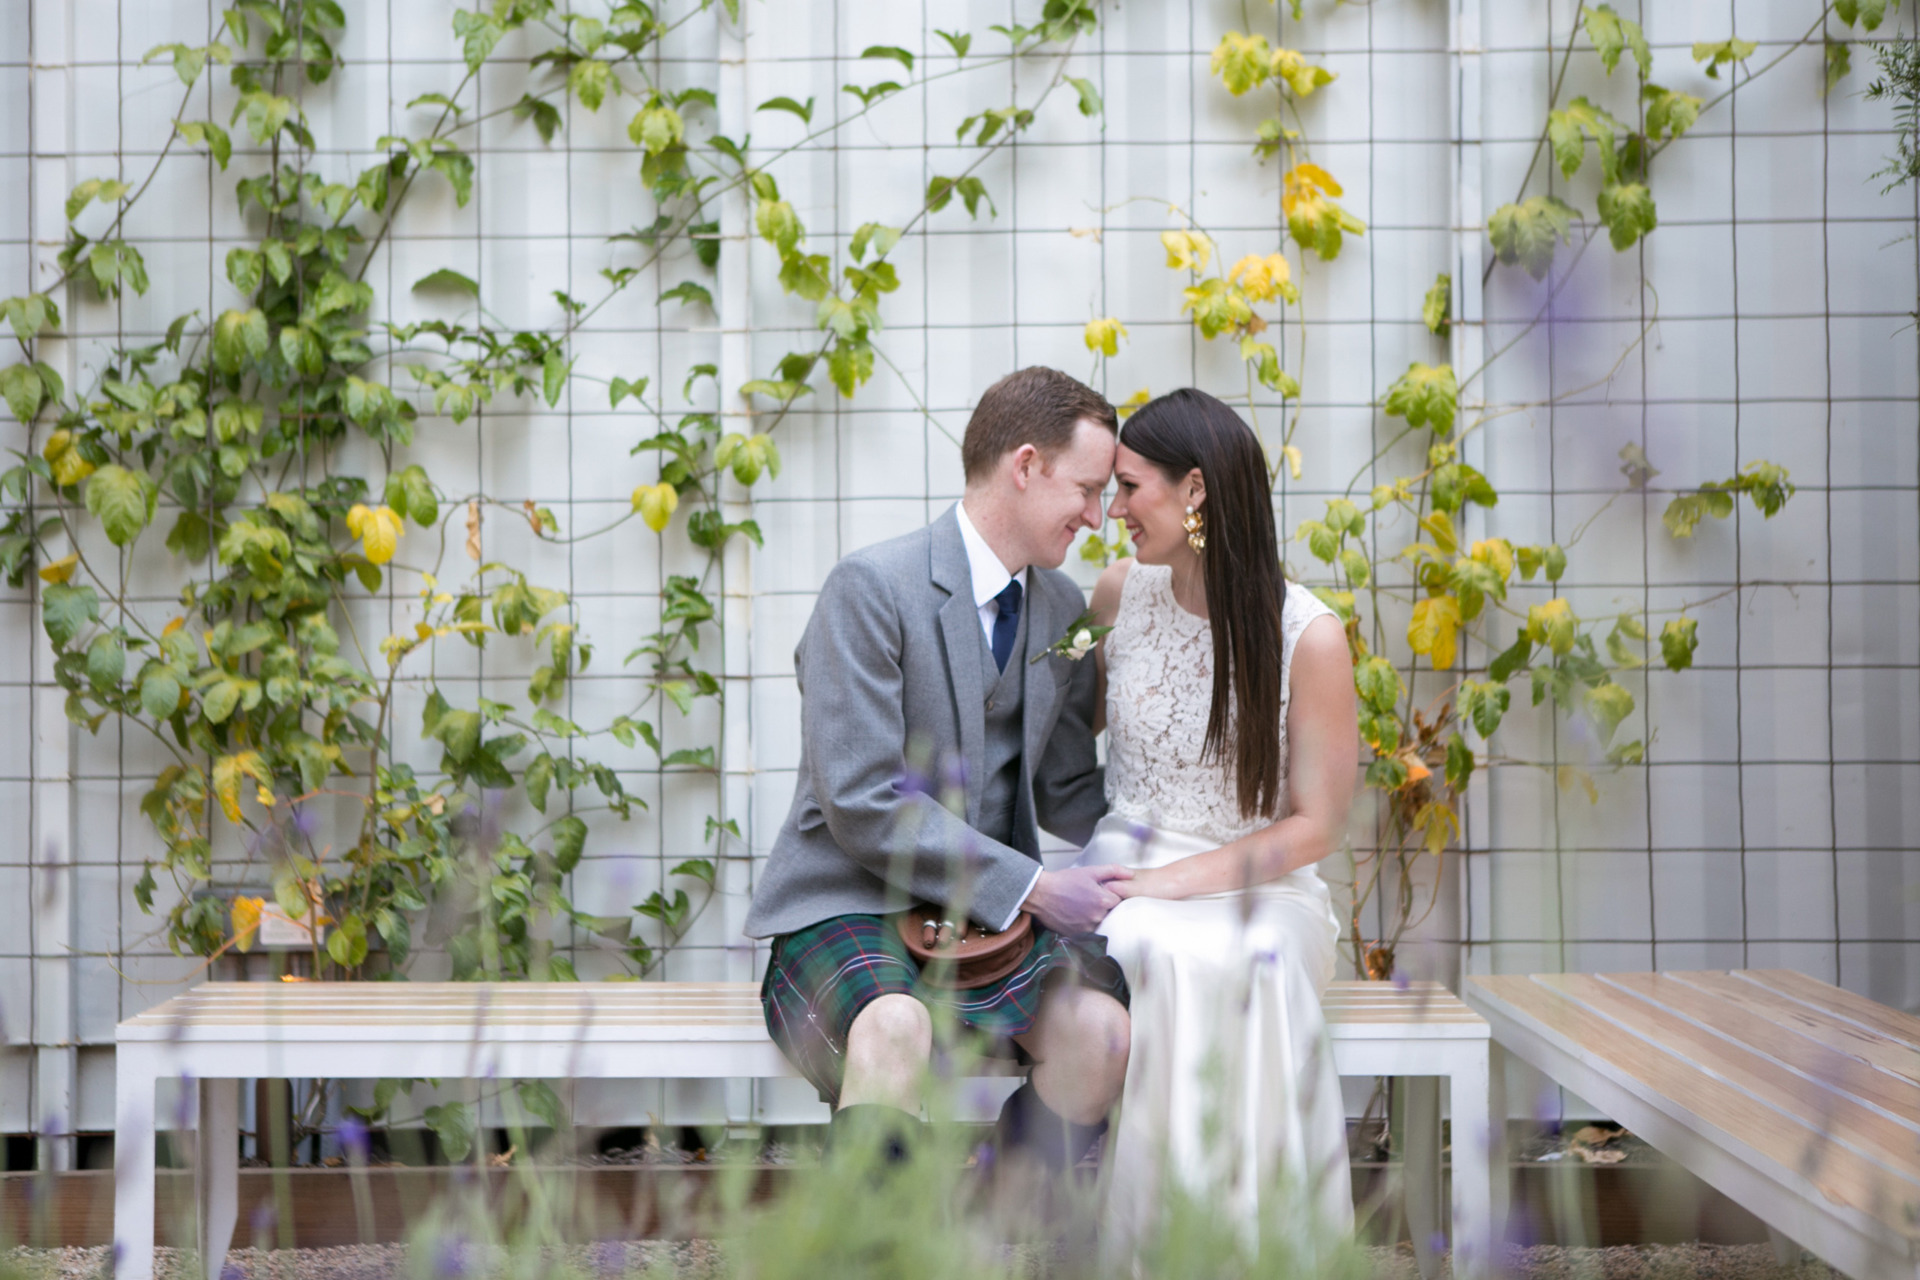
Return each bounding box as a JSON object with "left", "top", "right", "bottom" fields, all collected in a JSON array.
[{"left": 1090, "top": 557, "right": 1136, "bottom": 625}]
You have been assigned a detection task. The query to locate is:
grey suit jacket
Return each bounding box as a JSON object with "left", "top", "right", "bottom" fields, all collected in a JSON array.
[{"left": 743, "top": 507, "right": 1108, "bottom": 939}]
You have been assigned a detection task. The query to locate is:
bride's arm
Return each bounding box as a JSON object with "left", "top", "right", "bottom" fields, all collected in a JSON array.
[
  {"left": 1115, "top": 614, "right": 1357, "bottom": 899},
  {"left": 1087, "top": 558, "right": 1131, "bottom": 736}
]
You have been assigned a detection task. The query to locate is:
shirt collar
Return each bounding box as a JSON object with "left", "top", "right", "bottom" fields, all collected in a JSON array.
[{"left": 953, "top": 501, "right": 1025, "bottom": 610}]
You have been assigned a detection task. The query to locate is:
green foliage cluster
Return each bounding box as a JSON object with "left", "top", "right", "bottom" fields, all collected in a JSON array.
[{"left": 0, "top": 0, "right": 1096, "bottom": 991}]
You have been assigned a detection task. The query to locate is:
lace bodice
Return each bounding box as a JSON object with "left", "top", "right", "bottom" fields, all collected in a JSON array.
[{"left": 1104, "top": 562, "right": 1337, "bottom": 846}]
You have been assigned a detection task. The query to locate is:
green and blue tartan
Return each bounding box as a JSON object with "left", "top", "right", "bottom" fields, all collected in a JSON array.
[{"left": 761, "top": 913, "right": 1129, "bottom": 1104}]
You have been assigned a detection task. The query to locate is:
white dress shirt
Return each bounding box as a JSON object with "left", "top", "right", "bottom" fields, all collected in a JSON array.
[
  {"left": 951, "top": 501, "right": 1042, "bottom": 925},
  {"left": 954, "top": 500, "right": 1027, "bottom": 642}
]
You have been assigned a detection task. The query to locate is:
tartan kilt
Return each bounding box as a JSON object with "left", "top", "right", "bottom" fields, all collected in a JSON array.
[{"left": 761, "top": 913, "right": 1130, "bottom": 1104}]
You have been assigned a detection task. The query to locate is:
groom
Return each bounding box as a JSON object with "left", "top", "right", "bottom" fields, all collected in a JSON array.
[{"left": 745, "top": 366, "right": 1132, "bottom": 1174}]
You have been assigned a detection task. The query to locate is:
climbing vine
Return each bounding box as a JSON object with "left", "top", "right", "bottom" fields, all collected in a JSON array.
[{"left": 0, "top": 0, "right": 1901, "bottom": 1019}]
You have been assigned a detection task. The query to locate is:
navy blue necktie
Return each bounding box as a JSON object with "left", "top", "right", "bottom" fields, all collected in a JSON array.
[{"left": 990, "top": 578, "right": 1023, "bottom": 672}]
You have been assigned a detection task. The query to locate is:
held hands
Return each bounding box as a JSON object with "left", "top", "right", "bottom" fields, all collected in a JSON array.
[{"left": 1022, "top": 865, "right": 1133, "bottom": 935}]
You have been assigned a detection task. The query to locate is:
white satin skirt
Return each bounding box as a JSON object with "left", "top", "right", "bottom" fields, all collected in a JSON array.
[{"left": 1078, "top": 813, "right": 1353, "bottom": 1247}]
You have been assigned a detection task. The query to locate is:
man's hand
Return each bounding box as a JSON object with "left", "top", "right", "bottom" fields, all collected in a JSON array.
[{"left": 1022, "top": 865, "right": 1133, "bottom": 935}]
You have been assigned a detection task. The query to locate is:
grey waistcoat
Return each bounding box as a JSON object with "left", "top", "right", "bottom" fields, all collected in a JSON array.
[{"left": 742, "top": 506, "right": 1109, "bottom": 939}]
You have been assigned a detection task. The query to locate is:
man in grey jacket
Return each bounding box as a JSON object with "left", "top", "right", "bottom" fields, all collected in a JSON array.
[{"left": 746, "top": 367, "right": 1132, "bottom": 1174}]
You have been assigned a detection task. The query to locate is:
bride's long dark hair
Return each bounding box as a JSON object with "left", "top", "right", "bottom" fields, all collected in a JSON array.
[{"left": 1120, "top": 388, "right": 1289, "bottom": 821}]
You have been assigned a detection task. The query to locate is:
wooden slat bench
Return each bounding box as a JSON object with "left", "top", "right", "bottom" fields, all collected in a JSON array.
[
  {"left": 1467, "top": 970, "right": 1920, "bottom": 1280},
  {"left": 117, "top": 979, "right": 1497, "bottom": 1280}
]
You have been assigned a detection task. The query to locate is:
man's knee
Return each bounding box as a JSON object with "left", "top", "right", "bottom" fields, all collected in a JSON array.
[
  {"left": 847, "top": 993, "right": 933, "bottom": 1061},
  {"left": 1046, "top": 986, "right": 1131, "bottom": 1073}
]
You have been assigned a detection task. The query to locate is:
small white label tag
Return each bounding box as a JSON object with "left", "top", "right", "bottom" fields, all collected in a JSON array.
[{"left": 257, "top": 903, "right": 326, "bottom": 949}]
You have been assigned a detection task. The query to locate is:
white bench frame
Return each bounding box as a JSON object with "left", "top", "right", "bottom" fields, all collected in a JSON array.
[{"left": 115, "top": 980, "right": 1499, "bottom": 1280}]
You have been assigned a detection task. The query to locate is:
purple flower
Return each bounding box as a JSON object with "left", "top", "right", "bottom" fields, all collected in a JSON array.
[
  {"left": 251, "top": 1202, "right": 277, "bottom": 1235},
  {"left": 1392, "top": 969, "right": 1411, "bottom": 991},
  {"left": 1126, "top": 821, "right": 1153, "bottom": 845},
  {"left": 221, "top": 1263, "right": 245, "bottom": 1280},
  {"left": 337, "top": 1117, "right": 370, "bottom": 1162},
  {"left": 434, "top": 1237, "right": 468, "bottom": 1279}
]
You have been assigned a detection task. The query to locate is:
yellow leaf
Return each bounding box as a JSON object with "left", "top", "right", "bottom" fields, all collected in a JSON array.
[
  {"left": 1160, "top": 229, "right": 1214, "bottom": 274},
  {"left": 1083, "top": 317, "right": 1128, "bottom": 357},
  {"left": 1228, "top": 252, "right": 1295, "bottom": 303},
  {"left": 212, "top": 750, "right": 269, "bottom": 824},
  {"left": 632, "top": 481, "right": 679, "bottom": 532},
  {"left": 346, "top": 503, "right": 403, "bottom": 565},
  {"left": 1469, "top": 537, "right": 1515, "bottom": 583},
  {"left": 1280, "top": 444, "right": 1303, "bottom": 481},
  {"left": 43, "top": 430, "right": 96, "bottom": 486},
  {"left": 1557, "top": 764, "right": 1599, "bottom": 804},
  {"left": 38, "top": 554, "right": 78, "bottom": 584},
  {"left": 1527, "top": 597, "right": 1577, "bottom": 655},
  {"left": 162, "top": 616, "right": 185, "bottom": 636},
  {"left": 255, "top": 784, "right": 275, "bottom": 808},
  {"left": 1283, "top": 162, "right": 1343, "bottom": 215},
  {"left": 1118, "top": 389, "right": 1152, "bottom": 419},
  {"left": 1420, "top": 510, "right": 1458, "bottom": 554},
  {"left": 231, "top": 895, "right": 264, "bottom": 954},
  {"left": 1401, "top": 754, "right": 1433, "bottom": 785},
  {"left": 1271, "top": 47, "right": 1337, "bottom": 98},
  {"left": 1408, "top": 594, "right": 1462, "bottom": 670}
]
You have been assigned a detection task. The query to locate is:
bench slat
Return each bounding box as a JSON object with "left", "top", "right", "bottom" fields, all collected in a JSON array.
[
  {"left": 1537, "top": 975, "right": 1920, "bottom": 1178},
  {"left": 1666, "top": 971, "right": 1920, "bottom": 1090},
  {"left": 1605, "top": 972, "right": 1920, "bottom": 1126},
  {"left": 1472, "top": 974, "right": 1920, "bottom": 1238}
]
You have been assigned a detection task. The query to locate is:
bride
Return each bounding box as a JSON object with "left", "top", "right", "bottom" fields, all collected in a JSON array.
[{"left": 1078, "top": 388, "right": 1358, "bottom": 1246}]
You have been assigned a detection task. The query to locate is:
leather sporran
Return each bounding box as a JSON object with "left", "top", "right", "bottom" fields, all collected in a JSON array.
[{"left": 893, "top": 905, "right": 1034, "bottom": 989}]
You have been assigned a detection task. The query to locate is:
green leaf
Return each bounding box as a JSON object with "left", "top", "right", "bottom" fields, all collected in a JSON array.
[
  {"left": 757, "top": 95, "right": 814, "bottom": 124},
  {"left": 451, "top": 9, "right": 504, "bottom": 72},
  {"left": 1660, "top": 617, "right": 1699, "bottom": 671},
  {"left": 1662, "top": 488, "right": 1734, "bottom": 538},
  {"left": 1583, "top": 5, "right": 1651, "bottom": 78},
  {"left": 1692, "top": 36, "right": 1758, "bottom": 79},
  {"left": 849, "top": 222, "right": 902, "bottom": 263},
  {"left": 1642, "top": 85, "right": 1702, "bottom": 141},
  {"left": 1585, "top": 681, "right": 1635, "bottom": 747},
  {"left": 2, "top": 293, "right": 61, "bottom": 340},
  {"left": 412, "top": 268, "right": 479, "bottom": 296},
  {"left": 1067, "top": 76, "right": 1103, "bottom": 117},
  {"left": 1421, "top": 274, "right": 1451, "bottom": 337},
  {"left": 66, "top": 178, "right": 132, "bottom": 223},
  {"left": 1382, "top": 362, "right": 1458, "bottom": 436},
  {"left": 514, "top": 1080, "right": 566, "bottom": 1130},
  {"left": 86, "top": 634, "right": 125, "bottom": 691},
  {"left": 542, "top": 349, "right": 572, "bottom": 407},
  {"left": 1596, "top": 182, "right": 1657, "bottom": 251},
  {"left": 935, "top": 28, "right": 971, "bottom": 59},
  {"left": 1836, "top": 0, "right": 1893, "bottom": 30},
  {"left": 1488, "top": 195, "right": 1577, "bottom": 281},
  {"left": 1824, "top": 41, "right": 1852, "bottom": 94},
  {"left": 212, "top": 308, "right": 269, "bottom": 373},
  {"left": 176, "top": 120, "right": 232, "bottom": 169},
  {"left": 754, "top": 199, "right": 803, "bottom": 254},
  {"left": 85, "top": 465, "right": 158, "bottom": 546},
  {"left": 423, "top": 1102, "right": 475, "bottom": 1163},
  {"left": 140, "top": 668, "right": 182, "bottom": 719},
  {"left": 512, "top": 93, "right": 563, "bottom": 143},
  {"left": 549, "top": 815, "right": 587, "bottom": 874},
  {"left": 43, "top": 584, "right": 100, "bottom": 648},
  {"left": 861, "top": 45, "right": 914, "bottom": 72},
  {"left": 1547, "top": 97, "right": 1621, "bottom": 182},
  {"left": 1459, "top": 680, "right": 1511, "bottom": 738},
  {"left": 1445, "top": 733, "right": 1475, "bottom": 792},
  {"left": 433, "top": 708, "right": 482, "bottom": 764},
  {"left": 1487, "top": 633, "right": 1532, "bottom": 685},
  {"left": 384, "top": 465, "right": 438, "bottom": 527},
  {"left": 659, "top": 280, "right": 712, "bottom": 310},
  {"left": 1, "top": 363, "right": 46, "bottom": 423},
  {"left": 671, "top": 857, "right": 716, "bottom": 887},
  {"left": 628, "top": 101, "right": 685, "bottom": 156},
  {"left": 428, "top": 151, "right": 474, "bottom": 207},
  {"left": 225, "top": 247, "right": 262, "bottom": 295}
]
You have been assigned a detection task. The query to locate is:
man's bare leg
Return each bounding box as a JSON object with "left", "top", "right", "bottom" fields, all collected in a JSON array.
[
  {"left": 1013, "top": 983, "right": 1130, "bottom": 1124},
  {"left": 837, "top": 993, "right": 932, "bottom": 1113}
]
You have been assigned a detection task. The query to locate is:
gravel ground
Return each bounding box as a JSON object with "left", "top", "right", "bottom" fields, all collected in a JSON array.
[{"left": 4, "top": 1243, "right": 1845, "bottom": 1279}]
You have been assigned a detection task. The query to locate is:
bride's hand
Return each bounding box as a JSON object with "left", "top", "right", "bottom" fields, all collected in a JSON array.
[{"left": 1110, "top": 868, "right": 1166, "bottom": 900}]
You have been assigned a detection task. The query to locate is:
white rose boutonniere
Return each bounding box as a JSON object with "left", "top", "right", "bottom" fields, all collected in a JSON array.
[{"left": 1032, "top": 608, "right": 1113, "bottom": 664}]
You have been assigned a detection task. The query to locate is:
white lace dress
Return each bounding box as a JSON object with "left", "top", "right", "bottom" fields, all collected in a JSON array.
[{"left": 1078, "top": 562, "right": 1352, "bottom": 1246}]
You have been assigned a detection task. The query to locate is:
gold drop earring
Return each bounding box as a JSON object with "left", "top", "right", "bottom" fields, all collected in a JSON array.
[{"left": 1183, "top": 504, "right": 1206, "bottom": 554}]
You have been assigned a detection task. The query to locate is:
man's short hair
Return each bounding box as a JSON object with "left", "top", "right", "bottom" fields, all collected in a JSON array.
[{"left": 961, "top": 367, "right": 1118, "bottom": 483}]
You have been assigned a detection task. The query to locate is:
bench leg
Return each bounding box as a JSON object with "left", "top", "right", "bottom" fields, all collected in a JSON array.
[
  {"left": 1766, "top": 1226, "right": 1802, "bottom": 1267},
  {"left": 1404, "top": 1075, "right": 1442, "bottom": 1280},
  {"left": 199, "top": 1079, "right": 239, "bottom": 1280},
  {"left": 114, "top": 1050, "right": 157, "bottom": 1280},
  {"left": 1488, "top": 1040, "right": 1510, "bottom": 1253},
  {"left": 1449, "top": 1048, "right": 1494, "bottom": 1280}
]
